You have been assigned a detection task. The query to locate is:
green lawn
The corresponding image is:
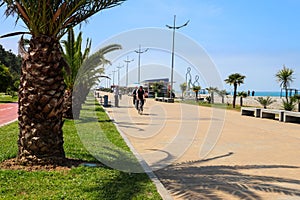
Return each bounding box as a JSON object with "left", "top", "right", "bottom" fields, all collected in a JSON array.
[
  {"left": 0, "top": 93, "right": 18, "bottom": 103},
  {"left": 0, "top": 98, "right": 162, "bottom": 200}
]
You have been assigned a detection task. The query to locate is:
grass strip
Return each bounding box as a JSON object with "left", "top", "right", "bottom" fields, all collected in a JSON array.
[{"left": 0, "top": 98, "right": 162, "bottom": 200}]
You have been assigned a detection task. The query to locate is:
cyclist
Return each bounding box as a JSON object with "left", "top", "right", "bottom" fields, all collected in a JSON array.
[{"left": 136, "top": 86, "right": 145, "bottom": 114}]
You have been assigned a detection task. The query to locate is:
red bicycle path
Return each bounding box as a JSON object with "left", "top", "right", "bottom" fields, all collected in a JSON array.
[{"left": 0, "top": 103, "right": 18, "bottom": 127}]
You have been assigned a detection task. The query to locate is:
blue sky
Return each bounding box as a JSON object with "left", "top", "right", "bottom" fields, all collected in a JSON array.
[{"left": 1, "top": 0, "right": 300, "bottom": 92}]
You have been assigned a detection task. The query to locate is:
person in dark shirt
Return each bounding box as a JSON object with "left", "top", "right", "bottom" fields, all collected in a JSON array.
[
  {"left": 136, "top": 86, "right": 145, "bottom": 112},
  {"left": 132, "top": 86, "right": 138, "bottom": 105}
]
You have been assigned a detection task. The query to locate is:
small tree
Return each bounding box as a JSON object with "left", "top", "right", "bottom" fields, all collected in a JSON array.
[
  {"left": 275, "top": 65, "right": 294, "bottom": 103},
  {"left": 180, "top": 82, "right": 187, "bottom": 100},
  {"left": 193, "top": 85, "right": 201, "bottom": 101},
  {"left": 206, "top": 87, "right": 218, "bottom": 104},
  {"left": 224, "top": 73, "right": 246, "bottom": 108},
  {"left": 282, "top": 98, "right": 296, "bottom": 111},
  {"left": 255, "top": 96, "right": 276, "bottom": 109},
  {"left": 292, "top": 94, "right": 300, "bottom": 112},
  {"left": 237, "top": 91, "right": 247, "bottom": 107},
  {"left": 217, "top": 89, "right": 227, "bottom": 104},
  {"left": 152, "top": 81, "right": 165, "bottom": 97}
]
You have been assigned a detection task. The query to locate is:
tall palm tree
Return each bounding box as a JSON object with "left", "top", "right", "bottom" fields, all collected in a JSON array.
[
  {"left": 0, "top": 0, "right": 125, "bottom": 163},
  {"left": 62, "top": 29, "right": 91, "bottom": 119},
  {"left": 224, "top": 73, "right": 246, "bottom": 108},
  {"left": 61, "top": 28, "right": 121, "bottom": 119},
  {"left": 275, "top": 65, "right": 294, "bottom": 103},
  {"left": 71, "top": 43, "right": 121, "bottom": 119}
]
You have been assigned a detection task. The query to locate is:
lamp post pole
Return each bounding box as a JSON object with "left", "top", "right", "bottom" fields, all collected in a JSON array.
[
  {"left": 166, "top": 15, "right": 189, "bottom": 98},
  {"left": 135, "top": 45, "right": 148, "bottom": 85},
  {"left": 112, "top": 70, "right": 117, "bottom": 86},
  {"left": 117, "top": 64, "right": 124, "bottom": 86},
  {"left": 108, "top": 73, "right": 112, "bottom": 88},
  {"left": 124, "top": 56, "right": 134, "bottom": 87}
]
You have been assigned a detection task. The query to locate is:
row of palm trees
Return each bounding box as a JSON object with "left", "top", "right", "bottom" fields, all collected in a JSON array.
[
  {"left": 0, "top": 0, "right": 126, "bottom": 164},
  {"left": 183, "top": 65, "right": 297, "bottom": 110}
]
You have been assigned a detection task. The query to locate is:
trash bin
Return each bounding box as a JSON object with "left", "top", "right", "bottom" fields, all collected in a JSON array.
[{"left": 103, "top": 95, "right": 108, "bottom": 107}]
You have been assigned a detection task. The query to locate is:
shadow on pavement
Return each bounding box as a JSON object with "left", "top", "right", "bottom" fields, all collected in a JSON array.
[{"left": 155, "top": 153, "right": 300, "bottom": 199}]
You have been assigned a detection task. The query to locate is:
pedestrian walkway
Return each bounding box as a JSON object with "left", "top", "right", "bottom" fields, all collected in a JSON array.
[
  {"left": 0, "top": 103, "right": 18, "bottom": 127},
  {"left": 104, "top": 93, "right": 300, "bottom": 200}
]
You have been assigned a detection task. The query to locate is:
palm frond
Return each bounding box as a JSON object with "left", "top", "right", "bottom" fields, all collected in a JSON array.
[{"left": 1, "top": 0, "right": 126, "bottom": 39}]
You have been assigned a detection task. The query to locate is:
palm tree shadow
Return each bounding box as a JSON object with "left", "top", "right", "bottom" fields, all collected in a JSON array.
[{"left": 155, "top": 153, "right": 300, "bottom": 199}]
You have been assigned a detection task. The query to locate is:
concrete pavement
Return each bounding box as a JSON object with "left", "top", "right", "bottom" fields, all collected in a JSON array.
[{"left": 104, "top": 93, "right": 300, "bottom": 200}]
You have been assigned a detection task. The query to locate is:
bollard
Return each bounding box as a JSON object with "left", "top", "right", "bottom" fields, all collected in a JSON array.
[
  {"left": 103, "top": 95, "right": 108, "bottom": 107},
  {"left": 114, "top": 95, "right": 119, "bottom": 107}
]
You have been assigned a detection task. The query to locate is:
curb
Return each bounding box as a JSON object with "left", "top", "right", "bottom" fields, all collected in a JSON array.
[
  {"left": 0, "top": 118, "right": 18, "bottom": 127},
  {"left": 101, "top": 102, "right": 173, "bottom": 200}
]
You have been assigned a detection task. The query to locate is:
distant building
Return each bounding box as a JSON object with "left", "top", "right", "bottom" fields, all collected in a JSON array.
[{"left": 141, "top": 78, "right": 169, "bottom": 98}]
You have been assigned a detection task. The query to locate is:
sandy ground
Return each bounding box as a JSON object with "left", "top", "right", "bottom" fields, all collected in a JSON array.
[{"left": 104, "top": 93, "right": 300, "bottom": 200}]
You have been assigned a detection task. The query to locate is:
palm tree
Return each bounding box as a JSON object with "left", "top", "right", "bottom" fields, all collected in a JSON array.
[
  {"left": 292, "top": 94, "right": 300, "bottom": 112},
  {"left": 255, "top": 96, "right": 276, "bottom": 109},
  {"left": 0, "top": 1, "right": 125, "bottom": 163},
  {"left": 192, "top": 85, "right": 201, "bottom": 101},
  {"left": 217, "top": 89, "right": 227, "bottom": 104},
  {"left": 72, "top": 44, "right": 121, "bottom": 119},
  {"left": 62, "top": 29, "right": 121, "bottom": 119},
  {"left": 237, "top": 91, "right": 247, "bottom": 107},
  {"left": 224, "top": 73, "right": 246, "bottom": 108},
  {"left": 180, "top": 82, "right": 187, "bottom": 100},
  {"left": 62, "top": 29, "right": 91, "bottom": 119},
  {"left": 275, "top": 65, "right": 294, "bottom": 103},
  {"left": 206, "top": 87, "right": 218, "bottom": 104}
]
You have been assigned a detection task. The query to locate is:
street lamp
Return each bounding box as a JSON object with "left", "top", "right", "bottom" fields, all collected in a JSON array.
[
  {"left": 108, "top": 73, "right": 112, "bottom": 88},
  {"left": 117, "top": 64, "right": 124, "bottom": 86},
  {"left": 166, "top": 15, "right": 189, "bottom": 98},
  {"left": 135, "top": 45, "right": 148, "bottom": 85},
  {"left": 124, "top": 56, "right": 134, "bottom": 87},
  {"left": 112, "top": 70, "right": 117, "bottom": 86}
]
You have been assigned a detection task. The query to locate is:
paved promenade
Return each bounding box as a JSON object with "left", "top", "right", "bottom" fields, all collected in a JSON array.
[
  {"left": 0, "top": 103, "right": 18, "bottom": 127},
  {"left": 104, "top": 93, "right": 300, "bottom": 200}
]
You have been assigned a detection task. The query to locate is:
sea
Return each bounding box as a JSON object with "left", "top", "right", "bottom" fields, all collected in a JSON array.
[
  {"left": 251, "top": 91, "right": 283, "bottom": 97},
  {"left": 234, "top": 91, "right": 298, "bottom": 97}
]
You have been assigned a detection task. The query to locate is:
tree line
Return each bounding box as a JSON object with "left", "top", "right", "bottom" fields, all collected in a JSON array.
[{"left": 0, "top": 44, "right": 21, "bottom": 94}]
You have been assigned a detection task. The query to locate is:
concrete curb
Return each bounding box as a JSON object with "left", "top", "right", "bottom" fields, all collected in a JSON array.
[
  {"left": 0, "top": 118, "right": 17, "bottom": 127},
  {"left": 101, "top": 104, "right": 173, "bottom": 200}
]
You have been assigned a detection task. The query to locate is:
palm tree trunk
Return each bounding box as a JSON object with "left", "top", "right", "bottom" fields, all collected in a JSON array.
[
  {"left": 63, "top": 89, "right": 73, "bottom": 119},
  {"left": 233, "top": 84, "right": 237, "bottom": 108},
  {"left": 285, "top": 87, "right": 289, "bottom": 103},
  {"left": 240, "top": 97, "right": 243, "bottom": 107},
  {"left": 18, "top": 36, "right": 65, "bottom": 163}
]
